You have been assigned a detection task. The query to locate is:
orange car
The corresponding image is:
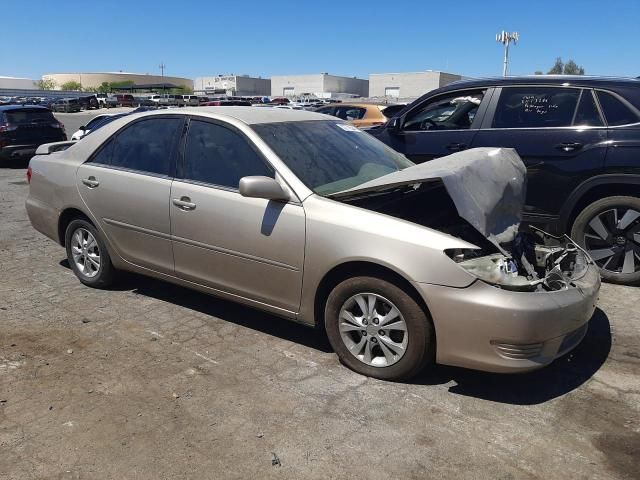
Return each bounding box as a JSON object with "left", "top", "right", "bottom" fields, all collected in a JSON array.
[{"left": 315, "top": 103, "right": 402, "bottom": 128}]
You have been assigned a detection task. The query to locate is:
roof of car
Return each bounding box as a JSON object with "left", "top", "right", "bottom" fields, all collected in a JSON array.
[
  {"left": 444, "top": 75, "right": 640, "bottom": 91},
  {"left": 0, "top": 104, "right": 51, "bottom": 111},
  {"left": 142, "top": 106, "right": 329, "bottom": 124}
]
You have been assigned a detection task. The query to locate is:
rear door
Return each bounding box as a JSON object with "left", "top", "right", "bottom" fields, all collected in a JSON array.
[
  {"left": 76, "top": 116, "right": 184, "bottom": 274},
  {"left": 471, "top": 86, "right": 607, "bottom": 220},
  {"left": 170, "top": 118, "right": 306, "bottom": 313},
  {"left": 386, "top": 88, "right": 490, "bottom": 162}
]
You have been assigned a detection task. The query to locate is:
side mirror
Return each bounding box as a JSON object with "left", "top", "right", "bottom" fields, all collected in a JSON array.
[
  {"left": 79, "top": 125, "right": 86, "bottom": 131},
  {"left": 239, "top": 176, "right": 290, "bottom": 201}
]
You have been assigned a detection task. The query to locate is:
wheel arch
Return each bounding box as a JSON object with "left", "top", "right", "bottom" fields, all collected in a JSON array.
[
  {"left": 313, "top": 261, "right": 433, "bottom": 333},
  {"left": 559, "top": 175, "right": 640, "bottom": 232},
  {"left": 58, "top": 207, "right": 92, "bottom": 246}
]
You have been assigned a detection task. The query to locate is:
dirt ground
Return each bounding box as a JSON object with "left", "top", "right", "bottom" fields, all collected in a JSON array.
[{"left": 1, "top": 142, "right": 639, "bottom": 479}]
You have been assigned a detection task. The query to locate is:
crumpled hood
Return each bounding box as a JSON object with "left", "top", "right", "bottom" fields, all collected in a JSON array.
[{"left": 334, "top": 147, "right": 527, "bottom": 246}]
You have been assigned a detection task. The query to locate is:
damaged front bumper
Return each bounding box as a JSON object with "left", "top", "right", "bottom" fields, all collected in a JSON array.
[{"left": 418, "top": 234, "right": 601, "bottom": 373}]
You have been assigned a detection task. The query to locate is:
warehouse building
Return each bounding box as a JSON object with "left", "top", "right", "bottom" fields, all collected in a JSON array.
[
  {"left": 194, "top": 75, "right": 271, "bottom": 96},
  {"left": 0, "top": 76, "right": 38, "bottom": 89},
  {"left": 271, "top": 73, "right": 369, "bottom": 98},
  {"left": 42, "top": 72, "right": 193, "bottom": 91},
  {"left": 368, "top": 71, "right": 463, "bottom": 100}
]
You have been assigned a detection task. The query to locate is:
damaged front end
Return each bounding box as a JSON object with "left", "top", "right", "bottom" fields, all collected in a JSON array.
[
  {"left": 446, "top": 229, "right": 593, "bottom": 292},
  {"left": 332, "top": 147, "right": 599, "bottom": 292}
]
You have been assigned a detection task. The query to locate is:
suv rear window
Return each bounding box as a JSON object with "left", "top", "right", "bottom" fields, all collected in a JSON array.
[
  {"left": 597, "top": 91, "right": 640, "bottom": 126},
  {"left": 493, "top": 87, "right": 580, "bottom": 128},
  {"left": 5, "top": 109, "right": 55, "bottom": 124}
]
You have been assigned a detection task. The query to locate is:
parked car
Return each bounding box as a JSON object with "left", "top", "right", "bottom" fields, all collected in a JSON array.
[
  {"left": 113, "top": 94, "right": 136, "bottom": 107},
  {"left": 0, "top": 105, "right": 65, "bottom": 163},
  {"left": 182, "top": 95, "right": 200, "bottom": 107},
  {"left": 372, "top": 75, "right": 640, "bottom": 285},
  {"left": 51, "top": 98, "right": 82, "bottom": 113},
  {"left": 70, "top": 114, "right": 117, "bottom": 140},
  {"left": 96, "top": 93, "right": 109, "bottom": 108},
  {"left": 78, "top": 95, "right": 99, "bottom": 110},
  {"left": 316, "top": 103, "right": 391, "bottom": 128},
  {"left": 25, "top": 107, "right": 599, "bottom": 380},
  {"left": 270, "top": 97, "right": 290, "bottom": 105},
  {"left": 202, "top": 99, "right": 252, "bottom": 106},
  {"left": 157, "top": 94, "right": 185, "bottom": 107}
]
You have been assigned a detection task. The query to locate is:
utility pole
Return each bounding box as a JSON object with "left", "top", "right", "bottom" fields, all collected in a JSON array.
[
  {"left": 496, "top": 31, "right": 519, "bottom": 77},
  {"left": 159, "top": 62, "right": 166, "bottom": 79}
]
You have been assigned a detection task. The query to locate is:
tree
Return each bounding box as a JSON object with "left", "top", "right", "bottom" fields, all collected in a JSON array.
[
  {"left": 548, "top": 57, "right": 564, "bottom": 74},
  {"left": 97, "top": 82, "right": 111, "bottom": 93},
  {"left": 61, "top": 81, "right": 82, "bottom": 91},
  {"left": 37, "top": 78, "right": 57, "bottom": 90},
  {"left": 534, "top": 70, "right": 544, "bottom": 75},
  {"left": 543, "top": 57, "right": 585, "bottom": 75},
  {"left": 563, "top": 60, "right": 585, "bottom": 75}
]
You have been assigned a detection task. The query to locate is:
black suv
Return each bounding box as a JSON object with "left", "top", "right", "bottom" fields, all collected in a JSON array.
[
  {"left": 372, "top": 76, "right": 640, "bottom": 285},
  {"left": 0, "top": 105, "right": 66, "bottom": 164}
]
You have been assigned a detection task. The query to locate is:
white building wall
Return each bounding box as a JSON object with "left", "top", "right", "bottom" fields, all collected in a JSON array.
[
  {"left": 0, "top": 76, "right": 38, "bottom": 89},
  {"left": 194, "top": 75, "right": 270, "bottom": 96},
  {"left": 368, "top": 71, "right": 462, "bottom": 99},
  {"left": 271, "top": 74, "right": 368, "bottom": 97}
]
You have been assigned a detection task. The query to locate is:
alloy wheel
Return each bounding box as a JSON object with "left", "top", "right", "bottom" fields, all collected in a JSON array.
[
  {"left": 338, "top": 293, "right": 408, "bottom": 367},
  {"left": 70, "top": 228, "right": 101, "bottom": 278},
  {"left": 584, "top": 207, "right": 640, "bottom": 274}
]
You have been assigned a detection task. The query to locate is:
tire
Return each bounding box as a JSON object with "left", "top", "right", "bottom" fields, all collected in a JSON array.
[
  {"left": 571, "top": 195, "right": 640, "bottom": 285},
  {"left": 325, "top": 276, "right": 435, "bottom": 381},
  {"left": 65, "top": 219, "right": 115, "bottom": 288}
]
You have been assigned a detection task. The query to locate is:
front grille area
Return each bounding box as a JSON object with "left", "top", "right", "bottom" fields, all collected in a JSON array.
[{"left": 491, "top": 341, "right": 544, "bottom": 360}]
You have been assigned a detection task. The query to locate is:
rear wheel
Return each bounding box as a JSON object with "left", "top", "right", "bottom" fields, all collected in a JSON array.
[
  {"left": 65, "top": 219, "right": 115, "bottom": 288},
  {"left": 571, "top": 195, "right": 640, "bottom": 285},
  {"left": 325, "top": 276, "right": 434, "bottom": 381}
]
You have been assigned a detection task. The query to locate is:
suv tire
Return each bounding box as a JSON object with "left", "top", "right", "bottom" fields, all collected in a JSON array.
[{"left": 571, "top": 195, "right": 640, "bottom": 285}]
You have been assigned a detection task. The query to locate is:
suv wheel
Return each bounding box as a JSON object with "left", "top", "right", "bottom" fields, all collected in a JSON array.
[
  {"left": 571, "top": 196, "right": 640, "bottom": 285},
  {"left": 65, "top": 219, "right": 115, "bottom": 288},
  {"left": 325, "top": 276, "right": 434, "bottom": 381}
]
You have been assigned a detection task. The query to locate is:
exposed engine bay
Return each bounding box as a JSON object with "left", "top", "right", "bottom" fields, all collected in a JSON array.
[{"left": 340, "top": 182, "right": 592, "bottom": 292}]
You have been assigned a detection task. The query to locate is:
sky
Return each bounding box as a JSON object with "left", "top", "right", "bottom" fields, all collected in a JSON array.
[{"left": 1, "top": 0, "right": 638, "bottom": 81}]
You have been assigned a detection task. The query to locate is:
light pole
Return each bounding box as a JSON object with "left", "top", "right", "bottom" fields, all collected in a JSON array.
[{"left": 496, "top": 31, "right": 519, "bottom": 77}]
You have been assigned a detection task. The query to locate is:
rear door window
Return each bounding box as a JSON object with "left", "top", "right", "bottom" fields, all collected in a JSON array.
[
  {"left": 333, "top": 106, "right": 366, "bottom": 121},
  {"left": 5, "top": 109, "right": 55, "bottom": 124},
  {"left": 573, "top": 90, "right": 604, "bottom": 127},
  {"left": 183, "top": 119, "right": 273, "bottom": 189},
  {"left": 597, "top": 91, "right": 640, "bottom": 126},
  {"left": 89, "top": 117, "right": 183, "bottom": 176},
  {"left": 492, "top": 87, "right": 580, "bottom": 128}
]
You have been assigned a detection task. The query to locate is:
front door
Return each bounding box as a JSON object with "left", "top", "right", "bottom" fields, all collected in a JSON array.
[
  {"left": 170, "top": 118, "right": 306, "bottom": 314},
  {"left": 383, "top": 88, "right": 490, "bottom": 162},
  {"left": 472, "top": 87, "right": 608, "bottom": 220},
  {"left": 76, "top": 116, "right": 184, "bottom": 274}
]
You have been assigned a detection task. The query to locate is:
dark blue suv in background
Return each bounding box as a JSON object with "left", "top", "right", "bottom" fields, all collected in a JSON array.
[{"left": 372, "top": 76, "right": 640, "bottom": 285}]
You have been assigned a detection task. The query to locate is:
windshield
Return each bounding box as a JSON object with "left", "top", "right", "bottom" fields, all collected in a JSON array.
[
  {"left": 5, "top": 109, "right": 55, "bottom": 123},
  {"left": 253, "top": 120, "right": 413, "bottom": 195}
]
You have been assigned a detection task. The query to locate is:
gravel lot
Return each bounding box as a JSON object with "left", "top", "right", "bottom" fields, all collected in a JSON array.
[{"left": 1, "top": 112, "right": 639, "bottom": 479}]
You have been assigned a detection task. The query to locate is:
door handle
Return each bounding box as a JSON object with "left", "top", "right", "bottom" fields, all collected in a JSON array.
[
  {"left": 81, "top": 176, "right": 99, "bottom": 188},
  {"left": 446, "top": 142, "right": 467, "bottom": 152},
  {"left": 172, "top": 196, "right": 196, "bottom": 210},
  {"left": 555, "top": 142, "right": 583, "bottom": 152}
]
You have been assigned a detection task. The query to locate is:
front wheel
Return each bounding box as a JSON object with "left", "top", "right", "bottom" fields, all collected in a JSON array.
[
  {"left": 65, "top": 219, "right": 115, "bottom": 288},
  {"left": 325, "top": 276, "right": 435, "bottom": 381},
  {"left": 571, "top": 195, "right": 640, "bottom": 285}
]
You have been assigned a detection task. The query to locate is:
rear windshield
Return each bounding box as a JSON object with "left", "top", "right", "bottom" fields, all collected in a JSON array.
[
  {"left": 5, "top": 109, "right": 55, "bottom": 124},
  {"left": 254, "top": 120, "right": 413, "bottom": 195}
]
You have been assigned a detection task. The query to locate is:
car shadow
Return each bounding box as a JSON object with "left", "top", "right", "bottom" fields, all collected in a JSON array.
[
  {"left": 123, "top": 271, "right": 333, "bottom": 353},
  {"left": 410, "top": 307, "right": 612, "bottom": 405},
  {"left": 58, "top": 257, "right": 611, "bottom": 403}
]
